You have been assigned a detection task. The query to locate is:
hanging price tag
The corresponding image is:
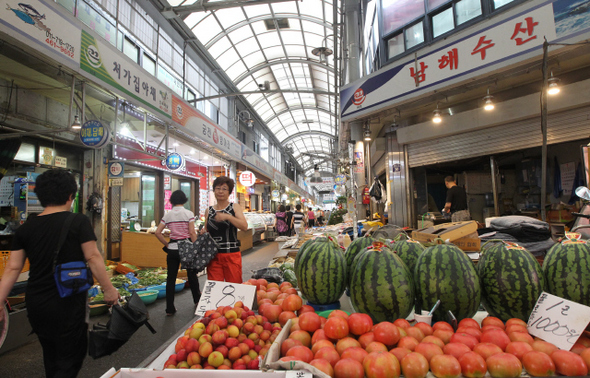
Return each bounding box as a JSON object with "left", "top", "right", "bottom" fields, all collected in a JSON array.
[{"left": 527, "top": 291, "right": 590, "bottom": 350}]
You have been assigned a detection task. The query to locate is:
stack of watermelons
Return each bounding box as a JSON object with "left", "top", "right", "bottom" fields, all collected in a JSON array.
[
  {"left": 349, "top": 241, "right": 415, "bottom": 322},
  {"left": 389, "top": 233, "right": 425, "bottom": 274},
  {"left": 344, "top": 236, "right": 375, "bottom": 286},
  {"left": 543, "top": 233, "right": 590, "bottom": 306},
  {"left": 414, "top": 240, "right": 481, "bottom": 322},
  {"left": 478, "top": 240, "right": 545, "bottom": 321},
  {"left": 294, "top": 237, "right": 347, "bottom": 305}
]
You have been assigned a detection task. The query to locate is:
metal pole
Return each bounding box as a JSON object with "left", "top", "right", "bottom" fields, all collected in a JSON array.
[
  {"left": 541, "top": 40, "right": 549, "bottom": 222},
  {"left": 490, "top": 156, "right": 500, "bottom": 217},
  {"left": 404, "top": 144, "right": 412, "bottom": 227},
  {"left": 365, "top": 127, "right": 372, "bottom": 220},
  {"left": 68, "top": 75, "right": 76, "bottom": 128},
  {"left": 81, "top": 81, "right": 86, "bottom": 124},
  {"left": 112, "top": 97, "right": 119, "bottom": 159}
]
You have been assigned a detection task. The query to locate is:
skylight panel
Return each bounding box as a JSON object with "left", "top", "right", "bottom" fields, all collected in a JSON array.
[
  {"left": 258, "top": 32, "right": 281, "bottom": 49},
  {"left": 216, "top": 7, "right": 245, "bottom": 29},
  {"left": 280, "top": 31, "right": 303, "bottom": 45},
  {"left": 244, "top": 4, "right": 271, "bottom": 19},
  {"left": 271, "top": 2, "right": 298, "bottom": 13},
  {"left": 217, "top": 49, "right": 240, "bottom": 70},
  {"left": 300, "top": 2, "right": 324, "bottom": 20},
  {"left": 264, "top": 46, "right": 286, "bottom": 60},
  {"left": 235, "top": 40, "right": 261, "bottom": 59},
  {"left": 300, "top": 20, "right": 325, "bottom": 36},
  {"left": 242, "top": 51, "right": 266, "bottom": 69},
  {"left": 193, "top": 16, "right": 222, "bottom": 46},
  {"left": 228, "top": 27, "right": 254, "bottom": 45},
  {"left": 208, "top": 36, "right": 232, "bottom": 59},
  {"left": 225, "top": 61, "right": 247, "bottom": 81}
]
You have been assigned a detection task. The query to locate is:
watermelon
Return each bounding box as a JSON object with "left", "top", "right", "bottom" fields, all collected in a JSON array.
[
  {"left": 390, "top": 234, "right": 424, "bottom": 274},
  {"left": 344, "top": 236, "right": 374, "bottom": 284},
  {"left": 294, "top": 237, "right": 327, "bottom": 276},
  {"left": 414, "top": 241, "right": 481, "bottom": 322},
  {"left": 479, "top": 241, "right": 545, "bottom": 321},
  {"left": 349, "top": 242, "right": 414, "bottom": 322},
  {"left": 295, "top": 238, "right": 347, "bottom": 304},
  {"left": 543, "top": 233, "right": 590, "bottom": 306}
]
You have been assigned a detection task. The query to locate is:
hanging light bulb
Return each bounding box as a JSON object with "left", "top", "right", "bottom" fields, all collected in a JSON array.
[
  {"left": 189, "top": 148, "right": 196, "bottom": 155},
  {"left": 483, "top": 88, "right": 494, "bottom": 111},
  {"left": 173, "top": 140, "right": 179, "bottom": 147},
  {"left": 547, "top": 72, "right": 560, "bottom": 95},
  {"left": 432, "top": 106, "right": 442, "bottom": 123},
  {"left": 71, "top": 115, "right": 81, "bottom": 130},
  {"left": 363, "top": 128, "right": 372, "bottom": 141}
]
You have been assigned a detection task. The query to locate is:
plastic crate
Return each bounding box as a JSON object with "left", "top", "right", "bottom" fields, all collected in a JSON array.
[{"left": 1, "top": 251, "right": 30, "bottom": 278}]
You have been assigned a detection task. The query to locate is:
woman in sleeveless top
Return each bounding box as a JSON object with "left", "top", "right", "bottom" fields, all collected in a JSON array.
[
  {"left": 274, "top": 205, "right": 289, "bottom": 236},
  {"left": 201, "top": 176, "right": 249, "bottom": 283}
]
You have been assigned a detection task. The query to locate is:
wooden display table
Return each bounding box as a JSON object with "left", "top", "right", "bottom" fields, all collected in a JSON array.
[{"left": 121, "top": 231, "right": 168, "bottom": 268}]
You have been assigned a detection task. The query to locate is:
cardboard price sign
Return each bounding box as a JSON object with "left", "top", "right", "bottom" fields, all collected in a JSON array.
[
  {"left": 527, "top": 291, "right": 590, "bottom": 350},
  {"left": 195, "top": 280, "right": 256, "bottom": 317}
]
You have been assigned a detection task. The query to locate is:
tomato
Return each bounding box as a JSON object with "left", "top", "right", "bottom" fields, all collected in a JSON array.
[
  {"left": 312, "top": 329, "right": 330, "bottom": 345},
  {"left": 329, "top": 310, "right": 350, "bottom": 320},
  {"left": 505, "top": 318, "right": 527, "bottom": 328},
  {"left": 406, "top": 326, "right": 426, "bottom": 342},
  {"left": 482, "top": 316, "right": 505, "bottom": 330},
  {"left": 281, "top": 338, "right": 303, "bottom": 356},
  {"left": 311, "top": 339, "right": 335, "bottom": 355},
  {"left": 310, "top": 358, "right": 335, "bottom": 378},
  {"left": 401, "top": 352, "right": 430, "bottom": 378},
  {"left": 551, "top": 349, "right": 588, "bottom": 376},
  {"left": 373, "top": 322, "right": 401, "bottom": 347},
  {"left": 365, "top": 341, "right": 388, "bottom": 353},
  {"left": 449, "top": 332, "right": 478, "bottom": 350},
  {"left": 336, "top": 337, "right": 361, "bottom": 356},
  {"left": 414, "top": 342, "right": 444, "bottom": 362},
  {"left": 358, "top": 332, "right": 375, "bottom": 349},
  {"left": 521, "top": 351, "right": 555, "bottom": 377},
  {"left": 473, "top": 342, "right": 503, "bottom": 360},
  {"left": 433, "top": 329, "right": 454, "bottom": 344},
  {"left": 432, "top": 321, "right": 455, "bottom": 332},
  {"left": 286, "top": 345, "right": 314, "bottom": 363},
  {"left": 414, "top": 322, "right": 434, "bottom": 336},
  {"left": 422, "top": 335, "right": 445, "bottom": 349},
  {"left": 504, "top": 324, "right": 528, "bottom": 334},
  {"left": 334, "top": 358, "right": 364, "bottom": 378},
  {"left": 459, "top": 351, "right": 487, "bottom": 378},
  {"left": 486, "top": 353, "right": 522, "bottom": 378},
  {"left": 456, "top": 327, "right": 482, "bottom": 342},
  {"left": 340, "top": 347, "right": 368, "bottom": 364},
  {"left": 480, "top": 329, "right": 510, "bottom": 351},
  {"left": 363, "top": 351, "right": 401, "bottom": 378},
  {"left": 398, "top": 336, "right": 420, "bottom": 351},
  {"left": 315, "top": 346, "right": 340, "bottom": 367},
  {"left": 299, "top": 312, "right": 322, "bottom": 333},
  {"left": 347, "top": 313, "right": 373, "bottom": 336},
  {"left": 430, "top": 354, "right": 462, "bottom": 378},
  {"left": 530, "top": 340, "right": 558, "bottom": 356},
  {"left": 324, "top": 317, "right": 350, "bottom": 340},
  {"left": 443, "top": 342, "right": 472, "bottom": 359},
  {"left": 507, "top": 331, "right": 533, "bottom": 344},
  {"left": 393, "top": 318, "right": 411, "bottom": 329},
  {"left": 505, "top": 341, "right": 533, "bottom": 361},
  {"left": 458, "top": 318, "right": 480, "bottom": 330},
  {"left": 389, "top": 347, "right": 412, "bottom": 362},
  {"left": 580, "top": 348, "right": 590, "bottom": 371}
]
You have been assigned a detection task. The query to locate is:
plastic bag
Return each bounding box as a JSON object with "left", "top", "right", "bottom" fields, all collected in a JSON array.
[
  {"left": 251, "top": 267, "right": 283, "bottom": 284},
  {"left": 369, "top": 177, "right": 385, "bottom": 203}
]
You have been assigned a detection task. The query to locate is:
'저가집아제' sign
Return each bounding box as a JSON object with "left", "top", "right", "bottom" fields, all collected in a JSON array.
[{"left": 195, "top": 280, "right": 256, "bottom": 317}]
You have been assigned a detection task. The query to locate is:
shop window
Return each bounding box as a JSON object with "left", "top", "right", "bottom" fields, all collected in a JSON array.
[
  {"left": 143, "top": 53, "right": 156, "bottom": 76},
  {"left": 455, "top": 0, "right": 482, "bottom": 25},
  {"left": 387, "top": 33, "right": 405, "bottom": 59},
  {"left": 382, "top": 0, "right": 425, "bottom": 36},
  {"left": 493, "top": 0, "right": 515, "bottom": 9},
  {"left": 432, "top": 7, "right": 454, "bottom": 38},
  {"left": 186, "top": 89, "right": 196, "bottom": 104},
  {"left": 124, "top": 37, "right": 139, "bottom": 63},
  {"left": 428, "top": 0, "right": 451, "bottom": 9},
  {"left": 405, "top": 22, "right": 425, "bottom": 49}
]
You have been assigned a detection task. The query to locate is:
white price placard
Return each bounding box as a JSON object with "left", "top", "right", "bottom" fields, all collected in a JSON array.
[
  {"left": 286, "top": 371, "right": 313, "bottom": 378},
  {"left": 527, "top": 291, "right": 590, "bottom": 350},
  {"left": 195, "top": 280, "right": 256, "bottom": 317}
]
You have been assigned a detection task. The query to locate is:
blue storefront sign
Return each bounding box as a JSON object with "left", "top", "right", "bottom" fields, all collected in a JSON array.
[
  {"left": 166, "top": 152, "right": 184, "bottom": 171},
  {"left": 80, "top": 120, "right": 110, "bottom": 148}
]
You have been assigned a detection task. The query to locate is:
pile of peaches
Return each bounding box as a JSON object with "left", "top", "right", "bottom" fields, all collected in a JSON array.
[{"left": 278, "top": 311, "right": 590, "bottom": 378}]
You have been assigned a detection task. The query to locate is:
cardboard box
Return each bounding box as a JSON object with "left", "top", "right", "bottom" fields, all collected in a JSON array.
[
  {"left": 452, "top": 232, "right": 481, "bottom": 251},
  {"left": 412, "top": 221, "right": 478, "bottom": 243}
]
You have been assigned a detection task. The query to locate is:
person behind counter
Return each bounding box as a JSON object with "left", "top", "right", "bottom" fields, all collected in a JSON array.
[
  {"left": 155, "top": 190, "right": 199, "bottom": 316},
  {"left": 444, "top": 175, "right": 471, "bottom": 222},
  {"left": 0, "top": 169, "right": 119, "bottom": 378},
  {"left": 274, "top": 205, "right": 289, "bottom": 236},
  {"left": 201, "top": 176, "right": 249, "bottom": 283}
]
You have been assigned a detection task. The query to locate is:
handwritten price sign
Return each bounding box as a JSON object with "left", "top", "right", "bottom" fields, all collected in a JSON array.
[
  {"left": 195, "top": 280, "right": 256, "bottom": 317},
  {"left": 527, "top": 292, "right": 590, "bottom": 350}
]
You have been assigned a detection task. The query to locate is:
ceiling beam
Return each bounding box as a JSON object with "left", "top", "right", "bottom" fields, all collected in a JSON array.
[
  {"left": 164, "top": 0, "right": 298, "bottom": 16},
  {"left": 188, "top": 89, "right": 335, "bottom": 103}
]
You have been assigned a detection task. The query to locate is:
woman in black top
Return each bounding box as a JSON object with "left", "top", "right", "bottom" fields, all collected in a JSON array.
[
  {"left": 291, "top": 204, "right": 306, "bottom": 236},
  {"left": 285, "top": 205, "right": 294, "bottom": 236},
  {"left": 0, "top": 169, "right": 118, "bottom": 378},
  {"left": 202, "top": 176, "right": 249, "bottom": 283}
]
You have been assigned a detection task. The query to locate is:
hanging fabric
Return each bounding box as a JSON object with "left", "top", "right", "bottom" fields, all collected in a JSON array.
[{"left": 0, "top": 139, "right": 21, "bottom": 181}]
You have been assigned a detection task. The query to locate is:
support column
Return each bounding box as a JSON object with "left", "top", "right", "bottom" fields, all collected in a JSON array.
[
  {"left": 386, "top": 130, "right": 409, "bottom": 227},
  {"left": 229, "top": 161, "right": 237, "bottom": 181},
  {"left": 351, "top": 121, "right": 366, "bottom": 222},
  {"left": 343, "top": 0, "right": 362, "bottom": 85}
]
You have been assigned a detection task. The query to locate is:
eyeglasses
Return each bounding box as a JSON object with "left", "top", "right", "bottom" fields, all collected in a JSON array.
[{"left": 214, "top": 187, "right": 229, "bottom": 192}]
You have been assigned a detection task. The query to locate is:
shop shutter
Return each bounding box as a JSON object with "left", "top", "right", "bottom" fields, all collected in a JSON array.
[{"left": 407, "top": 106, "right": 590, "bottom": 167}]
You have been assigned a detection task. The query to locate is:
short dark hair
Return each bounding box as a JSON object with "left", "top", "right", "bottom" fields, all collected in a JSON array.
[
  {"left": 35, "top": 169, "right": 78, "bottom": 207},
  {"left": 444, "top": 176, "right": 455, "bottom": 183},
  {"left": 170, "top": 190, "right": 188, "bottom": 206},
  {"left": 278, "top": 205, "right": 285, "bottom": 212},
  {"left": 296, "top": 204, "right": 301, "bottom": 210},
  {"left": 212, "top": 176, "right": 234, "bottom": 193},
  {"left": 286, "top": 205, "right": 291, "bottom": 211}
]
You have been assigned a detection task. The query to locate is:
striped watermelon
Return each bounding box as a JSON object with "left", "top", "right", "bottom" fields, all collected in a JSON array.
[
  {"left": 344, "top": 236, "right": 374, "bottom": 284},
  {"left": 390, "top": 234, "right": 424, "bottom": 275},
  {"left": 349, "top": 242, "right": 414, "bottom": 322},
  {"left": 294, "top": 237, "right": 328, "bottom": 275},
  {"left": 543, "top": 233, "right": 590, "bottom": 306},
  {"left": 414, "top": 241, "right": 481, "bottom": 322},
  {"left": 479, "top": 241, "right": 545, "bottom": 321},
  {"left": 295, "top": 237, "right": 347, "bottom": 304}
]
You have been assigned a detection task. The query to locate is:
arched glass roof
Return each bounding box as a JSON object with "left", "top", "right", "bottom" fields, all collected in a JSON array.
[{"left": 167, "top": 0, "right": 340, "bottom": 175}]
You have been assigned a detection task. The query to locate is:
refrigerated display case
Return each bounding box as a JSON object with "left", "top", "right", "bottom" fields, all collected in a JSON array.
[
  {"left": 259, "top": 213, "right": 276, "bottom": 241},
  {"left": 244, "top": 212, "right": 267, "bottom": 244}
]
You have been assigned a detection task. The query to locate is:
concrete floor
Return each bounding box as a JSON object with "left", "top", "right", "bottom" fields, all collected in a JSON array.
[{"left": 0, "top": 240, "right": 279, "bottom": 378}]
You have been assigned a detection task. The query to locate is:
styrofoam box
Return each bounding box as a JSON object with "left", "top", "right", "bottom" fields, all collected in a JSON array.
[{"left": 101, "top": 369, "right": 287, "bottom": 378}]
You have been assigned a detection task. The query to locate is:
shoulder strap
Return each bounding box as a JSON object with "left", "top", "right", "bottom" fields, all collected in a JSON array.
[{"left": 52, "top": 213, "right": 77, "bottom": 271}]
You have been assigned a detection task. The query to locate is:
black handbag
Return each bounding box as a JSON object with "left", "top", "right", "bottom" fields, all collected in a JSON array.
[
  {"left": 52, "top": 213, "right": 93, "bottom": 298},
  {"left": 178, "top": 232, "right": 219, "bottom": 272},
  {"left": 88, "top": 292, "right": 156, "bottom": 358}
]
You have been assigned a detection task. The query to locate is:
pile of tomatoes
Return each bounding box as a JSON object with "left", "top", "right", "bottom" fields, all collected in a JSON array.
[{"left": 278, "top": 311, "right": 590, "bottom": 378}]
